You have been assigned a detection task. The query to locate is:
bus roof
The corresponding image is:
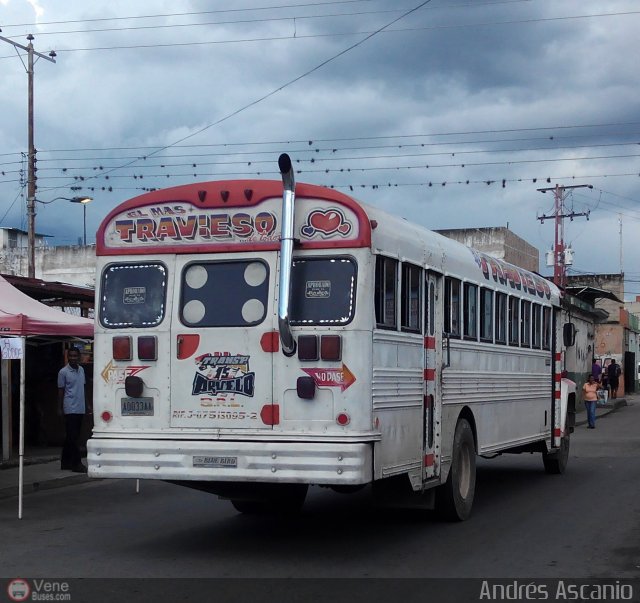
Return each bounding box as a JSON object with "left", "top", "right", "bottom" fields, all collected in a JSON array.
[{"left": 96, "top": 178, "right": 559, "bottom": 305}]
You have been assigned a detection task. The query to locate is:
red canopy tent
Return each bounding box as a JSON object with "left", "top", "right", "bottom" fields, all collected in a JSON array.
[
  {"left": 0, "top": 275, "right": 94, "bottom": 518},
  {"left": 0, "top": 275, "right": 94, "bottom": 337}
]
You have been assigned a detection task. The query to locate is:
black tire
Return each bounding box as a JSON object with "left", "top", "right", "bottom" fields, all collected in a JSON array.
[
  {"left": 230, "top": 484, "right": 308, "bottom": 515},
  {"left": 543, "top": 435, "right": 570, "bottom": 475},
  {"left": 435, "top": 418, "right": 476, "bottom": 521}
]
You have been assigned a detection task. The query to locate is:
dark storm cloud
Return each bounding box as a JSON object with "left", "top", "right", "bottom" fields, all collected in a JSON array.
[{"left": 0, "top": 0, "right": 639, "bottom": 283}]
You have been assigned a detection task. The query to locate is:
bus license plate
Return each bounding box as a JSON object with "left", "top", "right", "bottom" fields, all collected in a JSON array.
[
  {"left": 193, "top": 456, "right": 237, "bottom": 468},
  {"left": 121, "top": 397, "right": 154, "bottom": 416}
]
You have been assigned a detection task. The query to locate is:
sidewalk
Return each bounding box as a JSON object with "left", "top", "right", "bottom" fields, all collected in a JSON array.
[
  {"left": 0, "top": 447, "right": 92, "bottom": 501},
  {"left": 0, "top": 395, "right": 634, "bottom": 500}
]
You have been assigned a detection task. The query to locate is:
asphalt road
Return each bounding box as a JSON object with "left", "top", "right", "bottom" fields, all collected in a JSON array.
[{"left": 1, "top": 403, "right": 639, "bottom": 582}]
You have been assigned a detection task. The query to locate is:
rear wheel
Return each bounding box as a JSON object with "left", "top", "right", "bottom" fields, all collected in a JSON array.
[
  {"left": 543, "top": 435, "right": 570, "bottom": 475},
  {"left": 435, "top": 418, "right": 476, "bottom": 521},
  {"left": 230, "top": 484, "right": 308, "bottom": 515}
]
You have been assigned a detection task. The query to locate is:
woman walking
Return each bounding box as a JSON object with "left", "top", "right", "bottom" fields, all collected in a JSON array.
[{"left": 582, "top": 373, "right": 600, "bottom": 429}]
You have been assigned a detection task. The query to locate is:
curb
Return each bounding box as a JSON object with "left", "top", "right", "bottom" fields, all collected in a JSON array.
[
  {"left": 0, "top": 456, "right": 59, "bottom": 471},
  {"left": 0, "top": 474, "right": 94, "bottom": 501}
]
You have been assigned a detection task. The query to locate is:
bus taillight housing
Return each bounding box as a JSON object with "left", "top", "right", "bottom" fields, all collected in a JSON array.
[
  {"left": 298, "top": 334, "right": 342, "bottom": 361},
  {"left": 321, "top": 335, "right": 342, "bottom": 361},
  {"left": 138, "top": 336, "right": 157, "bottom": 361},
  {"left": 113, "top": 336, "right": 132, "bottom": 361}
]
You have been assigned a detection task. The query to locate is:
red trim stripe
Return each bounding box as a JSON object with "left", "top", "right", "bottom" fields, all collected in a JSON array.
[
  {"left": 424, "top": 336, "right": 436, "bottom": 350},
  {"left": 424, "top": 454, "right": 435, "bottom": 467},
  {"left": 554, "top": 390, "right": 561, "bottom": 399},
  {"left": 424, "top": 368, "right": 436, "bottom": 381},
  {"left": 553, "top": 428, "right": 562, "bottom": 437},
  {"left": 555, "top": 353, "right": 562, "bottom": 361}
]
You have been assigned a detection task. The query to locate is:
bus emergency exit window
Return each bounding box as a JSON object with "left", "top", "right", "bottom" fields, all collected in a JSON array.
[{"left": 180, "top": 260, "right": 269, "bottom": 327}]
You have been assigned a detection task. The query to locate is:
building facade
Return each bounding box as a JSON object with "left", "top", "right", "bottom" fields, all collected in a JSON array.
[
  {"left": 566, "top": 273, "right": 638, "bottom": 394},
  {"left": 435, "top": 226, "right": 540, "bottom": 273},
  {"left": 0, "top": 230, "right": 96, "bottom": 288}
]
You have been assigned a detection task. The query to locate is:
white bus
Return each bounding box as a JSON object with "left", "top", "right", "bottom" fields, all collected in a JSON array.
[{"left": 88, "top": 154, "right": 576, "bottom": 520}]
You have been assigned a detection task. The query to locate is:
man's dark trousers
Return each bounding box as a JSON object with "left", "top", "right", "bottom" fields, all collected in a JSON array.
[{"left": 61, "top": 413, "right": 84, "bottom": 468}]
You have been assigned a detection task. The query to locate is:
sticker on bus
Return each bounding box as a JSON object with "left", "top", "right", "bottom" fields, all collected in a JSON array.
[{"left": 193, "top": 456, "right": 237, "bottom": 468}]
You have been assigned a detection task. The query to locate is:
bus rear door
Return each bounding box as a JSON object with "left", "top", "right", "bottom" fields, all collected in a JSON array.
[{"left": 170, "top": 256, "right": 277, "bottom": 431}]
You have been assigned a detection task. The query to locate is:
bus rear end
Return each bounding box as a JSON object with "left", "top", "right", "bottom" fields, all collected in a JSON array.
[{"left": 88, "top": 159, "right": 377, "bottom": 510}]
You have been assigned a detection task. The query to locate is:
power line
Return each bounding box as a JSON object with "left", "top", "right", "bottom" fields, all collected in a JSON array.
[
  {"left": 0, "top": 0, "right": 532, "bottom": 29},
  {"left": 3, "top": 10, "right": 639, "bottom": 56},
  {"left": 5, "top": 8, "right": 404, "bottom": 38},
  {"left": 23, "top": 121, "right": 640, "bottom": 153},
  {"left": 23, "top": 139, "right": 640, "bottom": 166},
  {"left": 0, "top": 1, "right": 377, "bottom": 28},
  {"left": 18, "top": 150, "right": 640, "bottom": 183},
  {"left": 24, "top": 170, "right": 640, "bottom": 194},
  {"left": 49, "top": 0, "right": 435, "bottom": 193}
]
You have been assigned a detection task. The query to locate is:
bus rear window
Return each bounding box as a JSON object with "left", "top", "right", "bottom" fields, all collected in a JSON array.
[
  {"left": 180, "top": 260, "right": 269, "bottom": 327},
  {"left": 290, "top": 257, "right": 356, "bottom": 325},
  {"left": 100, "top": 263, "right": 167, "bottom": 328}
]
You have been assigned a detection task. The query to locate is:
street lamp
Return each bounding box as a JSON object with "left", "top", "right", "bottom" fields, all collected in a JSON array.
[
  {"left": 67, "top": 196, "right": 93, "bottom": 245},
  {"left": 38, "top": 196, "right": 93, "bottom": 246}
]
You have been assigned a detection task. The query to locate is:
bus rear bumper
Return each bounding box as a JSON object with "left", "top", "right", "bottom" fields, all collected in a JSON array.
[{"left": 87, "top": 438, "right": 373, "bottom": 485}]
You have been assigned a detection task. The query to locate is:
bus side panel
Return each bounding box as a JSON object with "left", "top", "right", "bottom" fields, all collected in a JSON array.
[{"left": 372, "top": 330, "right": 424, "bottom": 480}]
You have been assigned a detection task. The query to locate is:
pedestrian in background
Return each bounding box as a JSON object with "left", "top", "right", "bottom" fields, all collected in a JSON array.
[
  {"left": 607, "top": 359, "right": 621, "bottom": 399},
  {"left": 591, "top": 358, "right": 602, "bottom": 383},
  {"left": 58, "top": 347, "right": 88, "bottom": 473},
  {"left": 582, "top": 373, "right": 600, "bottom": 429}
]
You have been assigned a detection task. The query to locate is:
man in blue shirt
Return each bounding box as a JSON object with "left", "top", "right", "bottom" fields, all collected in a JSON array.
[{"left": 58, "top": 347, "right": 87, "bottom": 472}]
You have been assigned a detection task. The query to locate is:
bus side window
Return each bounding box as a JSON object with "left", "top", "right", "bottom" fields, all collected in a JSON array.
[
  {"left": 542, "top": 306, "right": 551, "bottom": 350},
  {"left": 521, "top": 300, "right": 531, "bottom": 348},
  {"left": 444, "top": 277, "right": 461, "bottom": 338},
  {"left": 375, "top": 256, "right": 398, "bottom": 329},
  {"left": 463, "top": 282, "right": 478, "bottom": 341},
  {"left": 480, "top": 287, "right": 493, "bottom": 343},
  {"left": 428, "top": 281, "right": 435, "bottom": 337},
  {"left": 508, "top": 295, "right": 520, "bottom": 346},
  {"left": 495, "top": 292, "right": 507, "bottom": 344},
  {"left": 401, "top": 263, "right": 422, "bottom": 333},
  {"left": 532, "top": 303, "right": 542, "bottom": 349}
]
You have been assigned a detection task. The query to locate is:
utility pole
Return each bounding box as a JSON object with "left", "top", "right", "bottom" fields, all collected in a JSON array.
[
  {"left": 0, "top": 31, "right": 56, "bottom": 278},
  {"left": 537, "top": 184, "right": 592, "bottom": 289},
  {"left": 619, "top": 214, "right": 623, "bottom": 275}
]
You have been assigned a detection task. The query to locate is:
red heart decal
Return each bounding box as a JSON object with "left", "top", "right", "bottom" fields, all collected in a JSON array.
[{"left": 310, "top": 210, "right": 341, "bottom": 234}]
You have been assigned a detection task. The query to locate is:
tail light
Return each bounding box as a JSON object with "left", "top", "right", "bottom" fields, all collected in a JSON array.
[
  {"left": 297, "top": 335, "right": 318, "bottom": 361},
  {"left": 101, "top": 411, "right": 112, "bottom": 423},
  {"left": 113, "top": 336, "right": 132, "bottom": 361},
  {"left": 298, "top": 334, "right": 342, "bottom": 361},
  {"left": 138, "top": 336, "right": 157, "bottom": 361},
  {"left": 321, "top": 335, "right": 342, "bottom": 361}
]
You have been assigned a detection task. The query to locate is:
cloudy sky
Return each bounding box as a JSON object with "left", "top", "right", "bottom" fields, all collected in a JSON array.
[{"left": 1, "top": 0, "right": 639, "bottom": 297}]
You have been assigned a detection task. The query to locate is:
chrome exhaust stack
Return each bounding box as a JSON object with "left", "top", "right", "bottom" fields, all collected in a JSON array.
[{"left": 277, "top": 153, "right": 296, "bottom": 356}]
